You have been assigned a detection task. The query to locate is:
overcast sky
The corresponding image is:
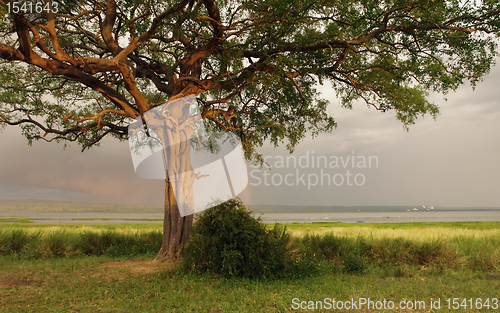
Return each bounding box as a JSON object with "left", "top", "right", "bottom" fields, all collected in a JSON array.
[{"left": 1, "top": 59, "right": 499, "bottom": 208}]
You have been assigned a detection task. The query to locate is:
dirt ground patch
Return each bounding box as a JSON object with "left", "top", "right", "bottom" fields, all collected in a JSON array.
[
  {"left": 0, "top": 280, "right": 44, "bottom": 289},
  {"left": 98, "top": 259, "right": 176, "bottom": 274},
  {"left": 486, "top": 273, "right": 499, "bottom": 280}
]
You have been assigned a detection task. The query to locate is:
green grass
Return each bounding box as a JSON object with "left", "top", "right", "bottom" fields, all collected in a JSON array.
[
  {"left": 0, "top": 218, "right": 35, "bottom": 223},
  {"left": 1, "top": 223, "right": 499, "bottom": 312},
  {"left": 1, "top": 256, "right": 499, "bottom": 312}
]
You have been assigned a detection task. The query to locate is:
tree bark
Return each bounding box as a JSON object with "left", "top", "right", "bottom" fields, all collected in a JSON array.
[{"left": 154, "top": 174, "right": 193, "bottom": 261}]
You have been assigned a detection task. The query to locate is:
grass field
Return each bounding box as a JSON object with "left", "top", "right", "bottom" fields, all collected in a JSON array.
[{"left": 1, "top": 222, "right": 499, "bottom": 312}]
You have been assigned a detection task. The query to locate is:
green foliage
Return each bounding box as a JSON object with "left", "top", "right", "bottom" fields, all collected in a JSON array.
[
  {"left": 180, "top": 199, "right": 313, "bottom": 279},
  {"left": 1, "top": 0, "right": 499, "bottom": 157}
]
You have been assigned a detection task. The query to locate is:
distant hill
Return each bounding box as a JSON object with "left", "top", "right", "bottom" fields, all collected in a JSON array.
[{"left": 0, "top": 201, "right": 163, "bottom": 213}]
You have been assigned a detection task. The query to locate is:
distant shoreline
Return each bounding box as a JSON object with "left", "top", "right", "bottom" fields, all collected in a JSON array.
[
  {"left": 1, "top": 200, "right": 500, "bottom": 214},
  {"left": 1, "top": 210, "right": 500, "bottom": 224}
]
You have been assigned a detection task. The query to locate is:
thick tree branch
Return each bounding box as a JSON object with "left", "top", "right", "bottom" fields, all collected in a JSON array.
[
  {"left": 0, "top": 43, "right": 25, "bottom": 61},
  {"left": 102, "top": 0, "right": 121, "bottom": 55}
]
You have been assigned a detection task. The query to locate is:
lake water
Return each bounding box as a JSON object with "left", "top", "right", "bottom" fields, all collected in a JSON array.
[
  {"left": 258, "top": 210, "right": 500, "bottom": 223},
  {"left": 1, "top": 209, "right": 499, "bottom": 224}
]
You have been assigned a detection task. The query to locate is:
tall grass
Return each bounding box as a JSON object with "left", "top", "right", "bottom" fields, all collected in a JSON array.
[
  {"left": 0, "top": 227, "right": 162, "bottom": 259},
  {"left": 291, "top": 231, "right": 500, "bottom": 272},
  {"left": 1, "top": 224, "right": 499, "bottom": 273},
  {"left": 287, "top": 225, "right": 500, "bottom": 241}
]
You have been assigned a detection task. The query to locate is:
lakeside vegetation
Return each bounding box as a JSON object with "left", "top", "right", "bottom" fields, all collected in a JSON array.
[{"left": 1, "top": 221, "right": 499, "bottom": 311}]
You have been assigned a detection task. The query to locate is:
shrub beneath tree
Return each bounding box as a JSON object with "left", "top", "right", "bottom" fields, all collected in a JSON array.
[{"left": 180, "top": 199, "right": 312, "bottom": 279}]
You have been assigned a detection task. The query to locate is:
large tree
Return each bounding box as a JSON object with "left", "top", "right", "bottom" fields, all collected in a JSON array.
[{"left": 1, "top": 0, "right": 499, "bottom": 260}]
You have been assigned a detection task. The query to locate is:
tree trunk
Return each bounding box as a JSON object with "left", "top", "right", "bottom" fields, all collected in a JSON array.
[
  {"left": 154, "top": 174, "right": 193, "bottom": 261},
  {"left": 146, "top": 94, "right": 198, "bottom": 262},
  {"left": 151, "top": 102, "right": 197, "bottom": 261}
]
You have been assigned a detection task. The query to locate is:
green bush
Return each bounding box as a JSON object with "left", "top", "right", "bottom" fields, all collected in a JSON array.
[{"left": 181, "top": 199, "right": 313, "bottom": 279}]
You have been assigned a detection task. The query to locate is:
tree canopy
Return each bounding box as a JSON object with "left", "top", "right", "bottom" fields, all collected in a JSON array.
[{"left": 0, "top": 0, "right": 499, "bottom": 160}]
